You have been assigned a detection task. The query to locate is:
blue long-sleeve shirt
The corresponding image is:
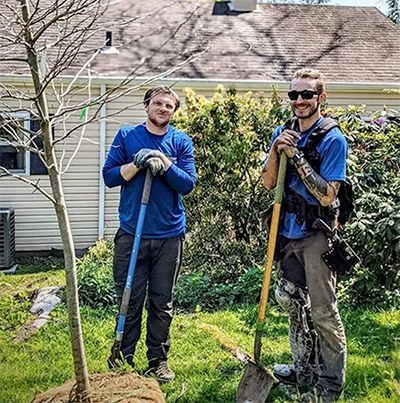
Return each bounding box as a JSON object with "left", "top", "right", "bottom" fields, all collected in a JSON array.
[{"left": 103, "top": 124, "right": 196, "bottom": 238}]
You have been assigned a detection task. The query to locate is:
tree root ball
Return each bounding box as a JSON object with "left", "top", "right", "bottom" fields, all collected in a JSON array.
[{"left": 32, "top": 372, "right": 165, "bottom": 403}]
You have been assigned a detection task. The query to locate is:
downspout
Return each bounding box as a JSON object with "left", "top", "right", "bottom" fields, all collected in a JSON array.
[{"left": 98, "top": 83, "right": 106, "bottom": 238}]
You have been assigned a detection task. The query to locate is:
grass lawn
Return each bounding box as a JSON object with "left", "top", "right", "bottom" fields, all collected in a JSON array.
[{"left": 0, "top": 260, "right": 399, "bottom": 403}]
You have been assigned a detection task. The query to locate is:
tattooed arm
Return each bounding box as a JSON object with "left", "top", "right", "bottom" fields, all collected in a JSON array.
[{"left": 289, "top": 150, "right": 340, "bottom": 206}]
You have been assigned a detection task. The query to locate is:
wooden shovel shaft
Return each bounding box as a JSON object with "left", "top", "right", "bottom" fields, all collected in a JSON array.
[{"left": 257, "top": 153, "right": 288, "bottom": 324}]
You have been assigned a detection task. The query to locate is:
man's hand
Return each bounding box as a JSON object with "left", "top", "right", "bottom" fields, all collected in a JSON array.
[
  {"left": 274, "top": 129, "right": 301, "bottom": 158},
  {"left": 133, "top": 149, "right": 165, "bottom": 168},
  {"left": 133, "top": 149, "right": 172, "bottom": 173},
  {"left": 143, "top": 157, "right": 165, "bottom": 176}
]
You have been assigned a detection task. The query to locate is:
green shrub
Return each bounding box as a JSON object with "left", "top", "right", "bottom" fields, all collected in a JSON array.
[
  {"left": 174, "top": 266, "right": 263, "bottom": 310},
  {"left": 172, "top": 87, "right": 291, "bottom": 309},
  {"left": 77, "top": 240, "right": 115, "bottom": 308},
  {"left": 335, "top": 108, "right": 400, "bottom": 307},
  {"left": 173, "top": 87, "right": 292, "bottom": 310},
  {"left": 173, "top": 88, "right": 400, "bottom": 310}
]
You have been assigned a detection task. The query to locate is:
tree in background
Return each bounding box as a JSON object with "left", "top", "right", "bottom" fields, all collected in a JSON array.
[{"left": 387, "top": 0, "right": 400, "bottom": 24}]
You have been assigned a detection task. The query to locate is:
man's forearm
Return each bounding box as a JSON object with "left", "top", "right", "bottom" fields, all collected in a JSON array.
[
  {"left": 120, "top": 162, "right": 140, "bottom": 181},
  {"left": 289, "top": 151, "right": 340, "bottom": 206},
  {"left": 163, "top": 163, "right": 196, "bottom": 195},
  {"left": 261, "top": 149, "right": 279, "bottom": 189}
]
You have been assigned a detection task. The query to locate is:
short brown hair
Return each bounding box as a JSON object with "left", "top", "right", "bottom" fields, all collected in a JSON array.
[
  {"left": 143, "top": 86, "right": 180, "bottom": 111},
  {"left": 292, "top": 68, "right": 325, "bottom": 93}
]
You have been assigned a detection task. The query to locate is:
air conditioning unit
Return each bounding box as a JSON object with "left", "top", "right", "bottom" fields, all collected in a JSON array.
[{"left": 0, "top": 208, "right": 17, "bottom": 273}]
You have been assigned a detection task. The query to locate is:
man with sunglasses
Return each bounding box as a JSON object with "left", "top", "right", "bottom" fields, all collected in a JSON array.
[{"left": 261, "top": 69, "right": 347, "bottom": 403}]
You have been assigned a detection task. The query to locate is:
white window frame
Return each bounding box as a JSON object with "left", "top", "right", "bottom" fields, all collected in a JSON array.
[{"left": 0, "top": 112, "right": 31, "bottom": 175}]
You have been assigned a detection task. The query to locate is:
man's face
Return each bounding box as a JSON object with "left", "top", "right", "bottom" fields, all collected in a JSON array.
[
  {"left": 145, "top": 93, "right": 176, "bottom": 129},
  {"left": 289, "top": 78, "right": 326, "bottom": 120}
]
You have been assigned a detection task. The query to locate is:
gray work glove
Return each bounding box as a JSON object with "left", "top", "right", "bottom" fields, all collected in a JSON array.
[
  {"left": 133, "top": 148, "right": 165, "bottom": 168},
  {"left": 143, "top": 157, "right": 165, "bottom": 176}
]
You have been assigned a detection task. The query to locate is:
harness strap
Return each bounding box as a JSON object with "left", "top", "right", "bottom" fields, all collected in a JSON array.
[{"left": 283, "top": 117, "right": 340, "bottom": 228}]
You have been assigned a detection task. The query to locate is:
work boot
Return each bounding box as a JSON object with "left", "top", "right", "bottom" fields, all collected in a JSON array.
[
  {"left": 145, "top": 360, "right": 175, "bottom": 383},
  {"left": 273, "top": 364, "right": 298, "bottom": 386}
]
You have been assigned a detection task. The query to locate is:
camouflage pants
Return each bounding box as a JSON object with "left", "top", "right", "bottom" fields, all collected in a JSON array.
[{"left": 275, "top": 231, "right": 347, "bottom": 397}]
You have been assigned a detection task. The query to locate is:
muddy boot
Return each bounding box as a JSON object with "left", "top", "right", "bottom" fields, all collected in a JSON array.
[{"left": 273, "top": 364, "right": 298, "bottom": 386}]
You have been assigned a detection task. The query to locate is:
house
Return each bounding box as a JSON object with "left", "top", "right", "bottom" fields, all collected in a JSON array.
[{"left": 0, "top": 0, "right": 399, "bottom": 253}]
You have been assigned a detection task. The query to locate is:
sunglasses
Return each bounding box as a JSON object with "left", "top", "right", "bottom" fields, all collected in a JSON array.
[{"left": 288, "top": 90, "right": 320, "bottom": 101}]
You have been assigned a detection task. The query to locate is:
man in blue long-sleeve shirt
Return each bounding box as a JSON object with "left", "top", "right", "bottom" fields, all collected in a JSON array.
[{"left": 103, "top": 86, "right": 196, "bottom": 382}]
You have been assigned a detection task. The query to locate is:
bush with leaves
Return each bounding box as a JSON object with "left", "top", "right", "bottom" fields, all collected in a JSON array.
[
  {"left": 173, "top": 87, "right": 290, "bottom": 300},
  {"left": 174, "top": 266, "right": 264, "bottom": 310},
  {"left": 334, "top": 107, "right": 400, "bottom": 307},
  {"left": 77, "top": 239, "right": 115, "bottom": 308},
  {"left": 173, "top": 88, "right": 400, "bottom": 310}
]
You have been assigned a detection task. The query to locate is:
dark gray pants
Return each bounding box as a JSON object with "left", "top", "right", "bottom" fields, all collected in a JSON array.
[
  {"left": 112, "top": 228, "right": 183, "bottom": 366},
  {"left": 275, "top": 231, "right": 346, "bottom": 397}
]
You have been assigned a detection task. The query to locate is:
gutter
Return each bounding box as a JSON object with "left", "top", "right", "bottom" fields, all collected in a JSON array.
[
  {"left": 98, "top": 83, "right": 106, "bottom": 239},
  {"left": 2, "top": 74, "right": 400, "bottom": 93}
]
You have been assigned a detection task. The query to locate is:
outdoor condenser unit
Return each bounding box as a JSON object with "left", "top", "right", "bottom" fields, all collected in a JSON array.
[{"left": 0, "top": 208, "right": 16, "bottom": 271}]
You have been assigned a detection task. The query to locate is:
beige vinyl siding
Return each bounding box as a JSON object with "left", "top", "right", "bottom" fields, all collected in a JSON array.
[
  {"left": 202, "top": 86, "right": 400, "bottom": 110},
  {"left": 325, "top": 90, "right": 400, "bottom": 110},
  {"left": 0, "top": 84, "right": 101, "bottom": 251}
]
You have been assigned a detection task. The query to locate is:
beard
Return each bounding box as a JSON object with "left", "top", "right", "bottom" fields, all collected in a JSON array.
[
  {"left": 293, "top": 102, "right": 320, "bottom": 120},
  {"left": 148, "top": 114, "right": 169, "bottom": 129}
]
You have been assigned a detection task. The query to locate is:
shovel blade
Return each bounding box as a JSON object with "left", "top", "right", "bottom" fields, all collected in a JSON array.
[{"left": 236, "top": 361, "right": 277, "bottom": 403}]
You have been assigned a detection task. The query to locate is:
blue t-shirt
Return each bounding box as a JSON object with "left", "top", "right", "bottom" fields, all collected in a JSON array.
[
  {"left": 270, "top": 117, "right": 348, "bottom": 239},
  {"left": 103, "top": 124, "right": 196, "bottom": 238}
]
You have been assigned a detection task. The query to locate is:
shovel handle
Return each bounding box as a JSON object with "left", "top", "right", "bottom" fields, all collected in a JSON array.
[
  {"left": 141, "top": 169, "right": 153, "bottom": 205},
  {"left": 257, "top": 153, "right": 288, "bottom": 325},
  {"left": 114, "top": 170, "right": 153, "bottom": 348}
]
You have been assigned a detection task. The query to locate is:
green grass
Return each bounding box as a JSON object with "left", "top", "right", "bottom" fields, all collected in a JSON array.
[{"left": 0, "top": 260, "right": 399, "bottom": 402}]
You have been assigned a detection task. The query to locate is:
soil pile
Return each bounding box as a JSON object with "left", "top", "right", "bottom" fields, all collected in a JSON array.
[{"left": 32, "top": 372, "right": 165, "bottom": 403}]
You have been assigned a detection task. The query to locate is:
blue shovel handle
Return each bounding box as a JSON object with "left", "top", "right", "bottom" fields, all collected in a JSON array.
[{"left": 115, "top": 170, "right": 153, "bottom": 342}]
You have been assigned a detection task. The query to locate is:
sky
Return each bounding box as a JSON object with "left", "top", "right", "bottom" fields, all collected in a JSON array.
[{"left": 331, "top": 0, "right": 388, "bottom": 14}]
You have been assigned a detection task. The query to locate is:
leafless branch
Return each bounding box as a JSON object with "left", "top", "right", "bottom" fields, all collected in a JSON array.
[
  {"left": 51, "top": 44, "right": 209, "bottom": 145},
  {"left": 0, "top": 166, "right": 56, "bottom": 204}
]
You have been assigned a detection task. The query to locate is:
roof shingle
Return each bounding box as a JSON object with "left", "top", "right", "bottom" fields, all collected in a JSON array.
[{"left": 1, "top": 1, "right": 400, "bottom": 84}]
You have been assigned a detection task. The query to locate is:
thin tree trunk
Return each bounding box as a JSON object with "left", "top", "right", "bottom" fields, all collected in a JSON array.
[
  {"left": 52, "top": 179, "right": 92, "bottom": 401},
  {"left": 20, "top": 0, "right": 91, "bottom": 400}
]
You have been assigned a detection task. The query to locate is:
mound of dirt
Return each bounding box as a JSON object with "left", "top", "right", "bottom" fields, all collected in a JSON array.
[{"left": 32, "top": 372, "right": 165, "bottom": 403}]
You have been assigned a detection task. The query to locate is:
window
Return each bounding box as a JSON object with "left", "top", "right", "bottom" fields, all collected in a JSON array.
[
  {"left": 0, "top": 112, "right": 30, "bottom": 174},
  {"left": 0, "top": 112, "right": 47, "bottom": 175},
  {"left": 29, "top": 118, "right": 48, "bottom": 175}
]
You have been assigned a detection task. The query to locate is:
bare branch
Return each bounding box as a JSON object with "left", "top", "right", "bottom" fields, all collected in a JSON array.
[
  {"left": 31, "top": 0, "right": 107, "bottom": 45},
  {"left": 52, "top": 45, "right": 209, "bottom": 144},
  {"left": 0, "top": 166, "right": 56, "bottom": 204},
  {"left": 0, "top": 57, "right": 29, "bottom": 63}
]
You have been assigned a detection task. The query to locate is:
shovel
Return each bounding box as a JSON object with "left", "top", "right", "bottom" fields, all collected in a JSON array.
[
  {"left": 109, "top": 169, "right": 153, "bottom": 365},
  {"left": 236, "top": 153, "right": 288, "bottom": 403}
]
